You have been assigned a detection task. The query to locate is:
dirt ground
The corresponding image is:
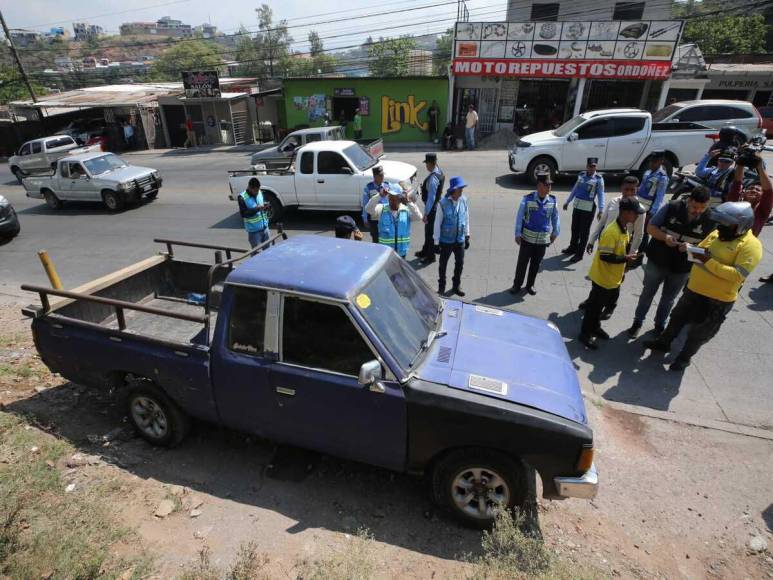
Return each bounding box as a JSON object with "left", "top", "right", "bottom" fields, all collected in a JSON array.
[{"left": 0, "top": 303, "right": 771, "bottom": 579}]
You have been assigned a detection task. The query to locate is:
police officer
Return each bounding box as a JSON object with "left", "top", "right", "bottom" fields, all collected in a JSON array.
[
  {"left": 695, "top": 147, "right": 735, "bottom": 206},
  {"left": 237, "top": 177, "right": 270, "bottom": 248},
  {"left": 562, "top": 157, "right": 605, "bottom": 263},
  {"left": 434, "top": 176, "right": 470, "bottom": 296},
  {"left": 644, "top": 202, "right": 762, "bottom": 371},
  {"left": 361, "top": 166, "right": 390, "bottom": 243},
  {"left": 334, "top": 215, "right": 363, "bottom": 240},
  {"left": 416, "top": 153, "right": 445, "bottom": 263},
  {"left": 510, "top": 173, "right": 560, "bottom": 295},
  {"left": 637, "top": 150, "right": 669, "bottom": 250},
  {"left": 364, "top": 182, "right": 422, "bottom": 258}
]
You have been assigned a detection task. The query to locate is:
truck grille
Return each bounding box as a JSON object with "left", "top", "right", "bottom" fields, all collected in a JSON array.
[
  {"left": 134, "top": 175, "right": 153, "bottom": 188},
  {"left": 468, "top": 374, "right": 508, "bottom": 396}
]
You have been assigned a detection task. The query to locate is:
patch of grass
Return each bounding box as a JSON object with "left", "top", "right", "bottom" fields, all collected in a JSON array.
[
  {"left": 295, "top": 528, "right": 376, "bottom": 580},
  {"left": 0, "top": 412, "right": 149, "bottom": 578},
  {"left": 179, "top": 543, "right": 271, "bottom": 580}
]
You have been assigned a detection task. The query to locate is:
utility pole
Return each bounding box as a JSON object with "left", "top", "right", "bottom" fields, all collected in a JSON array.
[{"left": 0, "top": 9, "right": 37, "bottom": 102}]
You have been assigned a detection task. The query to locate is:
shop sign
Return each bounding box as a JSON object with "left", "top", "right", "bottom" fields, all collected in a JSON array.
[
  {"left": 453, "top": 20, "right": 683, "bottom": 79},
  {"left": 381, "top": 95, "right": 427, "bottom": 134},
  {"left": 707, "top": 77, "right": 773, "bottom": 90},
  {"left": 334, "top": 88, "right": 356, "bottom": 96},
  {"left": 182, "top": 70, "right": 221, "bottom": 98},
  {"left": 358, "top": 97, "right": 370, "bottom": 116},
  {"left": 452, "top": 59, "right": 672, "bottom": 80}
]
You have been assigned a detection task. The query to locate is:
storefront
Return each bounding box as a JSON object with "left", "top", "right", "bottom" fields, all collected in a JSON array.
[
  {"left": 281, "top": 77, "right": 448, "bottom": 142},
  {"left": 450, "top": 19, "right": 683, "bottom": 138},
  {"left": 703, "top": 63, "right": 773, "bottom": 107},
  {"left": 158, "top": 92, "right": 256, "bottom": 147}
]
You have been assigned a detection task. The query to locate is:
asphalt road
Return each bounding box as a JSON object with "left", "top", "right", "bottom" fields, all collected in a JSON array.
[{"left": 1, "top": 147, "right": 772, "bottom": 433}]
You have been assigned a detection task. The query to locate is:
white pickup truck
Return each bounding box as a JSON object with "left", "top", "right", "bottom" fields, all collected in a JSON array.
[
  {"left": 229, "top": 141, "right": 417, "bottom": 221},
  {"left": 508, "top": 109, "right": 716, "bottom": 184}
]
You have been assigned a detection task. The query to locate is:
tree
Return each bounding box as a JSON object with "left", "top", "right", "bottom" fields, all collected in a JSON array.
[
  {"left": 254, "top": 3, "right": 292, "bottom": 77},
  {"left": 308, "top": 31, "right": 323, "bottom": 57},
  {"left": 0, "top": 64, "right": 47, "bottom": 104},
  {"left": 367, "top": 36, "right": 417, "bottom": 77},
  {"left": 674, "top": 0, "right": 768, "bottom": 54},
  {"left": 151, "top": 40, "right": 222, "bottom": 81},
  {"left": 434, "top": 28, "right": 453, "bottom": 75}
]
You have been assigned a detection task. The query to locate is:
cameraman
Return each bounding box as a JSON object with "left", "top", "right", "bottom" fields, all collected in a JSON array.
[
  {"left": 726, "top": 147, "right": 773, "bottom": 283},
  {"left": 695, "top": 148, "right": 735, "bottom": 206}
]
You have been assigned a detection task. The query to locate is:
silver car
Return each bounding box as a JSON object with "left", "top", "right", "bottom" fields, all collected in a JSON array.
[
  {"left": 8, "top": 135, "right": 99, "bottom": 183},
  {"left": 652, "top": 99, "right": 764, "bottom": 140}
]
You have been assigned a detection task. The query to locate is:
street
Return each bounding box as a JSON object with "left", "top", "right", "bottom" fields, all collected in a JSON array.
[{"left": 2, "top": 147, "right": 772, "bottom": 433}]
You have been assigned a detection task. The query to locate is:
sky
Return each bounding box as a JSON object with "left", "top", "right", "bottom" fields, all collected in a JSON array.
[{"left": 0, "top": 0, "right": 513, "bottom": 53}]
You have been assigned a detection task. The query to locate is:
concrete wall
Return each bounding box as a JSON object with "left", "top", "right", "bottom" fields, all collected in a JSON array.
[{"left": 506, "top": 0, "right": 672, "bottom": 22}]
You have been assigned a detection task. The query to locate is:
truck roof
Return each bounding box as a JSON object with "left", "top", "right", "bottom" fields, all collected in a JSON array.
[
  {"left": 582, "top": 108, "right": 644, "bottom": 118},
  {"left": 59, "top": 151, "right": 112, "bottom": 162},
  {"left": 299, "top": 140, "right": 359, "bottom": 153},
  {"left": 227, "top": 235, "right": 391, "bottom": 300},
  {"left": 288, "top": 126, "right": 342, "bottom": 135}
]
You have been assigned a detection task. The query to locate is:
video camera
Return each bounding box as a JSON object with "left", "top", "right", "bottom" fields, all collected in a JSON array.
[{"left": 736, "top": 134, "right": 767, "bottom": 166}]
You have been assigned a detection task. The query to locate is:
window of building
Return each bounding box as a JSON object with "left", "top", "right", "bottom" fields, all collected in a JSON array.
[
  {"left": 613, "top": 2, "right": 645, "bottom": 20},
  {"left": 317, "top": 151, "right": 351, "bottom": 174},
  {"left": 228, "top": 286, "right": 268, "bottom": 355},
  {"left": 300, "top": 151, "right": 314, "bottom": 174},
  {"left": 282, "top": 296, "right": 373, "bottom": 376},
  {"left": 531, "top": 3, "right": 560, "bottom": 21}
]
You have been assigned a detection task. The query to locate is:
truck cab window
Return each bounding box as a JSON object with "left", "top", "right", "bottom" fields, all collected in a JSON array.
[
  {"left": 282, "top": 296, "right": 373, "bottom": 376},
  {"left": 228, "top": 287, "right": 268, "bottom": 355},
  {"left": 612, "top": 117, "right": 646, "bottom": 136},
  {"left": 306, "top": 133, "right": 322, "bottom": 143},
  {"left": 68, "top": 163, "right": 85, "bottom": 178},
  {"left": 31, "top": 142, "right": 42, "bottom": 154},
  {"left": 19, "top": 144, "right": 31, "bottom": 155},
  {"left": 300, "top": 152, "right": 314, "bottom": 174},
  {"left": 577, "top": 119, "right": 613, "bottom": 140},
  {"left": 317, "top": 152, "right": 350, "bottom": 174}
]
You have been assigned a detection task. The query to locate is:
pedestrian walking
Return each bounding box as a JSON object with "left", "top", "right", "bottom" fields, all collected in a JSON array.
[
  {"left": 695, "top": 148, "right": 735, "bottom": 206},
  {"left": 416, "top": 153, "right": 445, "bottom": 263},
  {"left": 122, "top": 121, "right": 135, "bottom": 149},
  {"left": 510, "top": 173, "right": 560, "bottom": 295},
  {"left": 465, "top": 104, "right": 478, "bottom": 150},
  {"left": 562, "top": 157, "right": 605, "bottom": 263},
  {"left": 365, "top": 183, "right": 422, "bottom": 258},
  {"left": 183, "top": 117, "right": 197, "bottom": 148},
  {"left": 353, "top": 108, "right": 363, "bottom": 139},
  {"left": 434, "top": 176, "right": 470, "bottom": 296},
  {"left": 238, "top": 177, "right": 270, "bottom": 248},
  {"left": 637, "top": 150, "right": 669, "bottom": 249},
  {"left": 334, "top": 215, "right": 363, "bottom": 240},
  {"left": 579, "top": 197, "right": 646, "bottom": 349},
  {"left": 361, "top": 166, "right": 391, "bottom": 243},
  {"left": 628, "top": 187, "right": 714, "bottom": 338},
  {"left": 644, "top": 202, "right": 763, "bottom": 371},
  {"left": 428, "top": 100, "right": 440, "bottom": 143}
]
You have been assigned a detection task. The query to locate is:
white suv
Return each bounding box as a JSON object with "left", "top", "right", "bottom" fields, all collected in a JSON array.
[{"left": 652, "top": 100, "right": 764, "bottom": 140}]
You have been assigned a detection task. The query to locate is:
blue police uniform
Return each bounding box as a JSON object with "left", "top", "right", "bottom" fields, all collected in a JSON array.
[
  {"left": 361, "top": 180, "right": 390, "bottom": 243},
  {"left": 513, "top": 191, "right": 559, "bottom": 291},
  {"left": 238, "top": 190, "right": 269, "bottom": 248},
  {"left": 637, "top": 167, "right": 668, "bottom": 215},
  {"left": 434, "top": 176, "right": 470, "bottom": 295},
  {"left": 695, "top": 152, "right": 733, "bottom": 206},
  {"left": 564, "top": 170, "right": 605, "bottom": 260}
]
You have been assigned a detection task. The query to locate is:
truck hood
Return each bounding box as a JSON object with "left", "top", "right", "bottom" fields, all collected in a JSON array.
[
  {"left": 94, "top": 165, "right": 155, "bottom": 182},
  {"left": 511, "top": 129, "right": 563, "bottom": 150},
  {"left": 414, "top": 301, "right": 587, "bottom": 425},
  {"left": 251, "top": 146, "right": 282, "bottom": 161},
  {"left": 375, "top": 159, "right": 417, "bottom": 183}
]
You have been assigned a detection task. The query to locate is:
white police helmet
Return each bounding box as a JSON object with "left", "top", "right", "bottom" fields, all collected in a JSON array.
[{"left": 710, "top": 201, "right": 755, "bottom": 236}]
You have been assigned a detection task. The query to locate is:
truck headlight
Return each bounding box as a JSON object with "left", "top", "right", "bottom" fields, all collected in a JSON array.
[
  {"left": 151, "top": 171, "right": 160, "bottom": 180},
  {"left": 0, "top": 195, "right": 9, "bottom": 207},
  {"left": 116, "top": 182, "right": 129, "bottom": 191}
]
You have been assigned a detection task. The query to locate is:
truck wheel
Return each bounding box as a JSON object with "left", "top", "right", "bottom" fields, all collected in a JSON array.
[
  {"left": 42, "top": 189, "right": 63, "bottom": 210},
  {"left": 263, "top": 191, "right": 283, "bottom": 223},
  {"left": 432, "top": 448, "right": 528, "bottom": 529},
  {"left": 11, "top": 167, "right": 24, "bottom": 184},
  {"left": 126, "top": 380, "right": 190, "bottom": 448},
  {"left": 102, "top": 190, "right": 125, "bottom": 211},
  {"left": 527, "top": 157, "right": 557, "bottom": 185}
]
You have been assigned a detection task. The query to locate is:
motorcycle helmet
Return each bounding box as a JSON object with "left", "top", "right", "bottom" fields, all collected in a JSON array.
[
  {"left": 717, "top": 126, "right": 746, "bottom": 147},
  {"left": 710, "top": 201, "right": 755, "bottom": 238}
]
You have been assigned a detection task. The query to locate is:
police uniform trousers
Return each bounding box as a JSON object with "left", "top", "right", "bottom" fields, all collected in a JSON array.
[
  {"left": 420, "top": 207, "right": 437, "bottom": 258},
  {"left": 438, "top": 242, "right": 464, "bottom": 290},
  {"left": 514, "top": 240, "right": 548, "bottom": 289},
  {"left": 658, "top": 288, "right": 734, "bottom": 362},
  {"left": 368, "top": 220, "right": 380, "bottom": 244},
  {"left": 581, "top": 282, "right": 620, "bottom": 338},
  {"left": 568, "top": 205, "right": 595, "bottom": 258}
]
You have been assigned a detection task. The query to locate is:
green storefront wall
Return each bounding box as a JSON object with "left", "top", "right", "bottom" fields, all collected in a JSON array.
[{"left": 282, "top": 77, "right": 448, "bottom": 142}]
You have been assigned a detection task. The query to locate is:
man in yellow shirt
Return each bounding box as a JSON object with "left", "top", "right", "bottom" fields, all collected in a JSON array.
[
  {"left": 645, "top": 202, "right": 762, "bottom": 371},
  {"left": 580, "top": 196, "right": 645, "bottom": 349}
]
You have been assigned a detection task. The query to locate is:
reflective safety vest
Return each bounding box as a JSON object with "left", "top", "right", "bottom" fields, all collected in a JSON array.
[
  {"left": 637, "top": 168, "right": 668, "bottom": 211},
  {"left": 378, "top": 208, "right": 411, "bottom": 257},
  {"left": 438, "top": 195, "right": 469, "bottom": 244},
  {"left": 572, "top": 171, "right": 603, "bottom": 212},
  {"left": 705, "top": 167, "right": 733, "bottom": 206},
  {"left": 240, "top": 190, "right": 268, "bottom": 233},
  {"left": 646, "top": 199, "right": 716, "bottom": 274},
  {"left": 522, "top": 192, "right": 557, "bottom": 245}
]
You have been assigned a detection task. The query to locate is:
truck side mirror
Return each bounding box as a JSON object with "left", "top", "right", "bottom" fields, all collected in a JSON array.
[
  {"left": 340, "top": 166, "right": 353, "bottom": 175},
  {"left": 358, "top": 359, "right": 382, "bottom": 387},
  {"left": 568, "top": 132, "right": 579, "bottom": 142}
]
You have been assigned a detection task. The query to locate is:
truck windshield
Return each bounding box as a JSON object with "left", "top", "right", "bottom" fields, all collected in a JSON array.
[
  {"left": 83, "top": 154, "right": 127, "bottom": 175},
  {"left": 553, "top": 115, "right": 588, "bottom": 137},
  {"left": 344, "top": 144, "right": 376, "bottom": 171},
  {"left": 355, "top": 255, "right": 439, "bottom": 371}
]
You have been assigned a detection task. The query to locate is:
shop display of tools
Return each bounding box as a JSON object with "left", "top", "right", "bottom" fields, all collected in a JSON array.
[
  {"left": 619, "top": 23, "right": 648, "bottom": 39},
  {"left": 565, "top": 22, "right": 586, "bottom": 40},
  {"left": 510, "top": 41, "right": 527, "bottom": 57},
  {"left": 650, "top": 22, "right": 681, "bottom": 39},
  {"left": 539, "top": 23, "right": 557, "bottom": 39},
  {"left": 533, "top": 43, "right": 558, "bottom": 55},
  {"left": 483, "top": 23, "right": 507, "bottom": 39},
  {"left": 623, "top": 42, "right": 641, "bottom": 58}
]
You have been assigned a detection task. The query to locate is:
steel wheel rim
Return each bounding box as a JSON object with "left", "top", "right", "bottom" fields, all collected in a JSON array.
[
  {"left": 451, "top": 466, "right": 510, "bottom": 519},
  {"left": 44, "top": 193, "right": 58, "bottom": 208},
  {"left": 104, "top": 194, "right": 117, "bottom": 209},
  {"left": 131, "top": 396, "right": 168, "bottom": 439},
  {"left": 534, "top": 163, "right": 551, "bottom": 177}
]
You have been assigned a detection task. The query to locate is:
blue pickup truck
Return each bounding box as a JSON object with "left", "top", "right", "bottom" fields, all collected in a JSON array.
[{"left": 23, "top": 234, "right": 597, "bottom": 528}]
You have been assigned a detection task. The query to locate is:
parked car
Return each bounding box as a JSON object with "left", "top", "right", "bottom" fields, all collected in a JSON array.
[
  {"left": 230, "top": 141, "right": 416, "bottom": 222},
  {"left": 0, "top": 195, "right": 20, "bottom": 240},
  {"left": 9, "top": 136, "right": 101, "bottom": 183},
  {"left": 508, "top": 109, "right": 717, "bottom": 183},
  {"left": 756, "top": 106, "right": 773, "bottom": 137},
  {"left": 57, "top": 120, "right": 109, "bottom": 150},
  {"left": 22, "top": 152, "right": 161, "bottom": 211},
  {"left": 651, "top": 99, "right": 764, "bottom": 141},
  {"left": 250, "top": 126, "right": 384, "bottom": 166},
  {"left": 22, "top": 235, "right": 597, "bottom": 528}
]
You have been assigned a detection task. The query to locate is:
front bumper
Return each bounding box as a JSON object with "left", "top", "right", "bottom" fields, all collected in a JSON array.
[
  {"left": 0, "top": 208, "right": 20, "bottom": 237},
  {"left": 508, "top": 151, "right": 527, "bottom": 173},
  {"left": 553, "top": 462, "right": 598, "bottom": 499}
]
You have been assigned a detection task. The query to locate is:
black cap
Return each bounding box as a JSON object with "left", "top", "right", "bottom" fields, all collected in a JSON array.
[
  {"left": 424, "top": 153, "right": 437, "bottom": 163},
  {"left": 372, "top": 165, "right": 384, "bottom": 176},
  {"left": 536, "top": 172, "right": 553, "bottom": 184},
  {"left": 717, "top": 148, "right": 736, "bottom": 162},
  {"left": 619, "top": 196, "right": 646, "bottom": 214},
  {"left": 335, "top": 215, "right": 358, "bottom": 234},
  {"left": 587, "top": 157, "right": 598, "bottom": 166},
  {"left": 650, "top": 150, "right": 666, "bottom": 159}
]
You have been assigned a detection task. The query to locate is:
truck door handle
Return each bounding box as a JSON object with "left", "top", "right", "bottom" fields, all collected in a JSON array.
[
  {"left": 595, "top": 144, "right": 605, "bottom": 148},
  {"left": 276, "top": 387, "right": 295, "bottom": 397},
  {"left": 316, "top": 179, "right": 325, "bottom": 184}
]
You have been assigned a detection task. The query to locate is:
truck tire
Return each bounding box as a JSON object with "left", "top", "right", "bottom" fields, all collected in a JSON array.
[
  {"left": 527, "top": 157, "right": 557, "bottom": 185},
  {"left": 432, "top": 447, "right": 529, "bottom": 529},
  {"left": 263, "top": 191, "right": 283, "bottom": 223},
  {"left": 102, "top": 190, "right": 125, "bottom": 212},
  {"left": 11, "top": 166, "right": 24, "bottom": 185},
  {"left": 126, "top": 380, "right": 190, "bottom": 448},
  {"left": 42, "top": 189, "right": 63, "bottom": 210}
]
